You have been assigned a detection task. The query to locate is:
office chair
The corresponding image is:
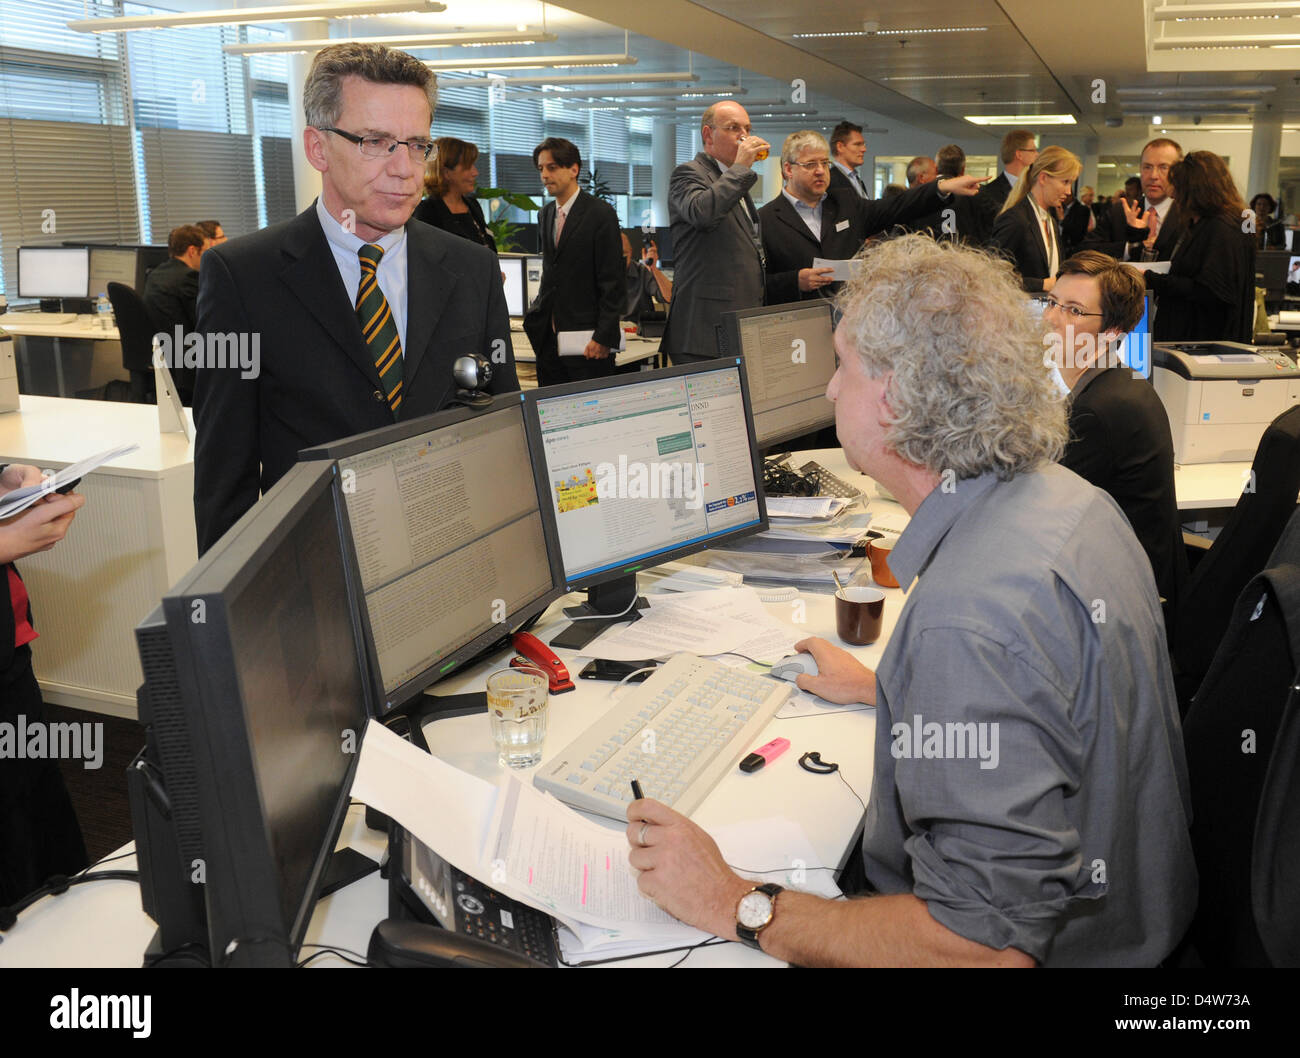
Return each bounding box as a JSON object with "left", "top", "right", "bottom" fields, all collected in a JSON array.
[
  {"left": 1182, "top": 507, "right": 1300, "bottom": 967},
  {"left": 1171, "top": 405, "right": 1300, "bottom": 710},
  {"left": 106, "top": 281, "right": 156, "bottom": 404}
]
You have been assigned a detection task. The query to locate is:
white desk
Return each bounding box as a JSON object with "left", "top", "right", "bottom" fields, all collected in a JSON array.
[
  {"left": 0, "top": 564, "right": 899, "bottom": 968},
  {"left": 0, "top": 396, "right": 196, "bottom": 717},
  {"left": 0, "top": 313, "right": 123, "bottom": 398},
  {"left": 508, "top": 328, "right": 662, "bottom": 372}
]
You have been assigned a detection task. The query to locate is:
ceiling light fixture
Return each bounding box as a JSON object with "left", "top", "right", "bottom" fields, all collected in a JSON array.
[
  {"left": 224, "top": 31, "right": 557, "bottom": 56},
  {"left": 443, "top": 71, "right": 695, "bottom": 87},
  {"left": 882, "top": 73, "right": 1032, "bottom": 81},
  {"left": 1153, "top": 3, "right": 1300, "bottom": 21},
  {"left": 964, "top": 114, "right": 1077, "bottom": 125},
  {"left": 69, "top": 0, "right": 443, "bottom": 33},
  {"left": 424, "top": 54, "right": 637, "bottom": 72},
  {"left": 793, "top": 26, "right": 986, "bottom": 38}
]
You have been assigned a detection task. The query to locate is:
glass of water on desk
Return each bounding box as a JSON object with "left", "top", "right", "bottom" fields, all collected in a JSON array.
[{"left": 487, "top": 666, "right": 549, "bottom": 769}]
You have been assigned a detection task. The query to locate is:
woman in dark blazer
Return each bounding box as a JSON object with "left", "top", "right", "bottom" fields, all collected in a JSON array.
[
  {"left": 988, "top": 146, "right": 1082, "bottom": 293},
  {"left": 411, "top": 137, "right": 497, "bottom": 253},
  {"left": 0, "top": 464, "right": 87, "bottom": 905},
  {"left": 1144, "top": 152, "right": 1255, "bottom": 343}
]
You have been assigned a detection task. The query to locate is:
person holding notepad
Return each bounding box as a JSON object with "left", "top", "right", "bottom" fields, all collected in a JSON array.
[{"left": 522, "top": 137, "right": 625, "bottom": 387}]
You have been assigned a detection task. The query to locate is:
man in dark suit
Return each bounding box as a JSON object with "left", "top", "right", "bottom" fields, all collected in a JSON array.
[
  {"left": 760, "top": 130, "right": 985, "bottom": 304},
  {"left": 143, "top": 224, "right": 206, "bottom": 403},
  {"left": 523, "top": 137, "right": 625, "bottom": 386},
  {"left": 1048, "top": 251, "right": 1185, "bottom": 609},
  {"left": 1099, "top": 139, "right": 1184, "bottom": 261},
  {"left": 976, "top": 129, "right": 1037, "bottom": 216},
  {"left": 828, "top": 121, "right": 869, "bottom": 199},
  {"left": 193, "top": 43, "right": 517, "bottom": 554},
  {"left": 661, "top": 100, "right": 771, "bottom": 365}
]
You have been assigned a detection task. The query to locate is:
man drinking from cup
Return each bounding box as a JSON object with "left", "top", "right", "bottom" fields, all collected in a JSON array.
[{"left": 625, "top": 235, "right": 1196, "bottom": 967}]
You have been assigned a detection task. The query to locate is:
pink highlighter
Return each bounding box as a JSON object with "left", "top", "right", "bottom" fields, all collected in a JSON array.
[{"left": 739, "top": 737, "right": 791, "bottom": 773}]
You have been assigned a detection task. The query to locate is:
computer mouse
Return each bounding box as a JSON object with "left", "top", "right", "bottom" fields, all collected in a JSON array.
[{"left": 770, "top": 652, "right": 819, "bottom": 682}]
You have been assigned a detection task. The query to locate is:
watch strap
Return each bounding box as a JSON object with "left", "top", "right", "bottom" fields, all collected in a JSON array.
[{"left": 735, "top": 882, "right": 784, "bottom": 950}]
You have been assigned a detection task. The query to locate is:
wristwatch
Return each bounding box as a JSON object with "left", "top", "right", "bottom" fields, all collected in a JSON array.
[{"left": 735, "top": 882, "right": 783, "bottom": 950}]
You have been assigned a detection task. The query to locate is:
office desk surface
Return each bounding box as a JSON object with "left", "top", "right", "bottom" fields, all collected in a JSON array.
[
  {"left": 1, "top": 313, "right": 120, "bottom": 341},
  {"left": 799, "top": 446, "right": 1263, "bottom": 512},
  {"left": 0, "top": 569, "right": 898, "bottom": 968},
  {"left": 0, "top": 394, "right": 193, "bottom": 478}
]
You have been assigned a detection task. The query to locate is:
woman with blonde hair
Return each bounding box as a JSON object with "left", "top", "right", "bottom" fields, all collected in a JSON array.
[
  {"left": 989, "top": 146, "right": 1082, "bottom": 292},
  {"left": 412, "top": 136, "right": 497, "bottom": 253}
]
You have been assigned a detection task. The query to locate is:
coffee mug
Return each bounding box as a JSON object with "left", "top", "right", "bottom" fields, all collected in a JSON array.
[
  {"left": 835, "top": 586, "right": 886, "bottom": 646},
  {"left": 867, "top": 537, "right": 899, "bottom": 589}
]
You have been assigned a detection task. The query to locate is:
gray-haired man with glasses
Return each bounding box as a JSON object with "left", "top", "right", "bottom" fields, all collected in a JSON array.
[{"left": 192, "top": 42, "right": 517, "bottom": 554}]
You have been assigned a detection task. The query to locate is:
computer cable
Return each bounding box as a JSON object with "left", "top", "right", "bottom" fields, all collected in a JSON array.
[
  {"left": 297, "top": 944, "right": 371, "bottom": 968},
  {"left": 0, "top": 870, "right": 141, "bottom": 931}
]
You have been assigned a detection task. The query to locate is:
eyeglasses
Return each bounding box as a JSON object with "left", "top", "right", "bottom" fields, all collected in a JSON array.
[
  {"left": 316, "top": 127, "right": 434, "bottom": 161},
  {"left": 791, "top": 158, "right": 831, "bottom": 172},
  {"left": 1040, "top": 295, "right": 1104, "bottom": 319},
  {"left": 710, "top": 122, "right": 752, "bottom": 135}
]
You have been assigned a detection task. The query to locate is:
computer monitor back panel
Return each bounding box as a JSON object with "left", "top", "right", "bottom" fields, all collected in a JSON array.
[
  {"left": 158, "top": 461, "right": 367, "bottom": 965},
  {"left": 524, "top": 359, "right": 768, "bottom": 590},
  {"left": 299, "top": 397, "right": 564, "bottom": 713},
  {"left": 17, "top": 246, "right": 90, "bottom": 300},
  {"left": 718, "top": 301, "right": 837, "bottom": 448}
]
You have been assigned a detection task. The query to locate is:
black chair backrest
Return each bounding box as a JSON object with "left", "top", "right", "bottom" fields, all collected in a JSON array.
[
  {"left": 1173, "top": 404, "right": 1300, "bottom": 681},
  {"left": 106, "top": 281, "right": 157, "bottom": 374},
  {"left": 1183, "top": 507, "right": 1300, "bottom": 966}
]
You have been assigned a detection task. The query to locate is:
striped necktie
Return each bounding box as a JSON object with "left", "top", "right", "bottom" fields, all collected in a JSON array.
[{"left": 357, "top": 243, "right": 402, "bottom": 413}]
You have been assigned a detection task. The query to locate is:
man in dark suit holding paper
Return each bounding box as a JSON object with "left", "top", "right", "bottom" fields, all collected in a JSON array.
[
  {"left": 192, "top": 42, "right": 517, "bottom": 554},
  {"left": 522, "top": 137, "right": 625, "bottom": 387},
  {"left": 760, "top": 131, "right": 986, "bottom": 304}
]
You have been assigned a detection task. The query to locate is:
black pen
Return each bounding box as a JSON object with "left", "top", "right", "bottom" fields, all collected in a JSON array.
[{"left": 631, "top": 779, "right": 643, "bottom": 801}]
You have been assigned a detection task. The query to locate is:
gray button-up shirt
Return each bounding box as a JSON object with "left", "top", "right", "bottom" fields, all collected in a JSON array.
[{"left": 862, "top": 464, "right": 1197, "bottom": 966}]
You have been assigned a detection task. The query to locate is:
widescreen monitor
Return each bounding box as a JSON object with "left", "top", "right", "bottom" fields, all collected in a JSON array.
[
  {"left": 1257, "top": 249, "right": 1291, "bottom": 302},
  {"left": 87, "top": 246, "right": 138, "bottom": 298},
  {"left": 1117, "top": 293, "right": 1153, "bottom": 379},
  {"left": 131, "top": 459, "right": 368, "bottom": 967},
  {"left": 523, "top": 359, "right": 767, "bottom": 647},
  {"left": 17, "top": 246, "right": 90, "bottom": 299},
  {"left": 717, "top": 300, "right": 838, "bottom": 449},
  {"left": 300, "top": 397, "right": 564, "bottom": 714}
]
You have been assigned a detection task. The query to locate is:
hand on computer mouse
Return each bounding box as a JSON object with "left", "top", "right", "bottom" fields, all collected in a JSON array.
[{"left": 793, "top": 636, "right": 877, "bottom": 706}]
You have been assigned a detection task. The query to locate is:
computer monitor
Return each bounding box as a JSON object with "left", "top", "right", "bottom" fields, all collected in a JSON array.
[
  {"left": 1287, "top": 255, "right": 1300, "bottom": 297},
  {"left": 130, "top": 459, "right": 368, "bottom": 967},
  {"left": 1117, "top": 293, "right": 1153, "bottom": 379},
  {"left": 16, "top": 246, "right": 90, "bottom": 300},
  {"left": 525, "top": 255, "right": 543, "bottom": 305},
  {"left": 1257, "top": 249, "right": 1291, "bottom": 302},
  {"left": 87, "top": 247, "right": 138, "bottom": 298},
  {"left": 717, "top": 301, "right": 838, "bottom": 449},
  {"left": 300, "top": 397, "right": 564, "bottom": 714},
  {"left": 523, "top": 359, "right": 768, "bottom": 648},
  {"left": 498, "top": 254, "right": 527, "bottom": 317}
]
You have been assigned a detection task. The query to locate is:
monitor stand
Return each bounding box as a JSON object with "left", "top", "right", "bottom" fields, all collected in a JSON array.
[{"left": 549, "top": 574, "right": 649, "bottom": 652}]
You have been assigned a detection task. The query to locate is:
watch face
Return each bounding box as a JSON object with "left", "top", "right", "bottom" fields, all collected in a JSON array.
[{"left": 738, "top": 891, "right": 774, "bottom": 930}]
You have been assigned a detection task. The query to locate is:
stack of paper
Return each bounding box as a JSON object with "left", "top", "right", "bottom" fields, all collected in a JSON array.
[{"left": 352, "top": 721, "right": 840, "bottom": 962}]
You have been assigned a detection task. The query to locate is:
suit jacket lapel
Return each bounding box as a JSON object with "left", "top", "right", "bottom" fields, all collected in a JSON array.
[
  {"left": 772, "top": 195, "right": 818, "bottom": 248},
  {"left": 279, "top": 208, "right": 379, "bottom": 389},
  {"left": 403, "top": 223, "right": 458, "bottom": 394}
]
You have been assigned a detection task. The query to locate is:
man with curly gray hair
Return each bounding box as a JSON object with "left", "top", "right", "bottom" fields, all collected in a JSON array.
[{"left": 626, "top": 235, "right": 1196, "bottom": 967}]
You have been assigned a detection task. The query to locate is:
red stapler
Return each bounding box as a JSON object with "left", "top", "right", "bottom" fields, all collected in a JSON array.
[{"left": 510, "top": 631, "right": 575, "bottom": 693}]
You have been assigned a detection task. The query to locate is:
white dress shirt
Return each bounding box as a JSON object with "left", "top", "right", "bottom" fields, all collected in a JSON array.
[
  {"left": 316, "top": 197, "right": 409, "bottom": 355},
  {"left": 553, "top": 186, "right": 579, "bottom": 243}
]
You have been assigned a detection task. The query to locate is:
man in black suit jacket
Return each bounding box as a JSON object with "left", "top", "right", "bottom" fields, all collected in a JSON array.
[
  {"left": 828, "top": 120, "right": 869, "bottom": 199},
  {"left": 760, "top": 131, "right": 985, "bottom": 304},
  {"left": 143, "top": 224, "right": 206, "bottom": 402},
  {"left": 193, "top": 43, "right": 516, "bottom": 554},
  {"left": 976, "top": 129, "right": 1037, "bottom": 217},
  {"left": 1094, "top": 139, "right": 1184, "bottom": 260},
  {"left": 523, "top": 138, "right": 625, "bottom": 386},
  {"left": 1049, "top": 252, "right": 1185, "bottom": 608}
]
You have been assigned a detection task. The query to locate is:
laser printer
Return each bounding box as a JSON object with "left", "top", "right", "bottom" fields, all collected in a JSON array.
[{"left": 1153, "top": 341, "right": 1300, "bottom": 463}]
